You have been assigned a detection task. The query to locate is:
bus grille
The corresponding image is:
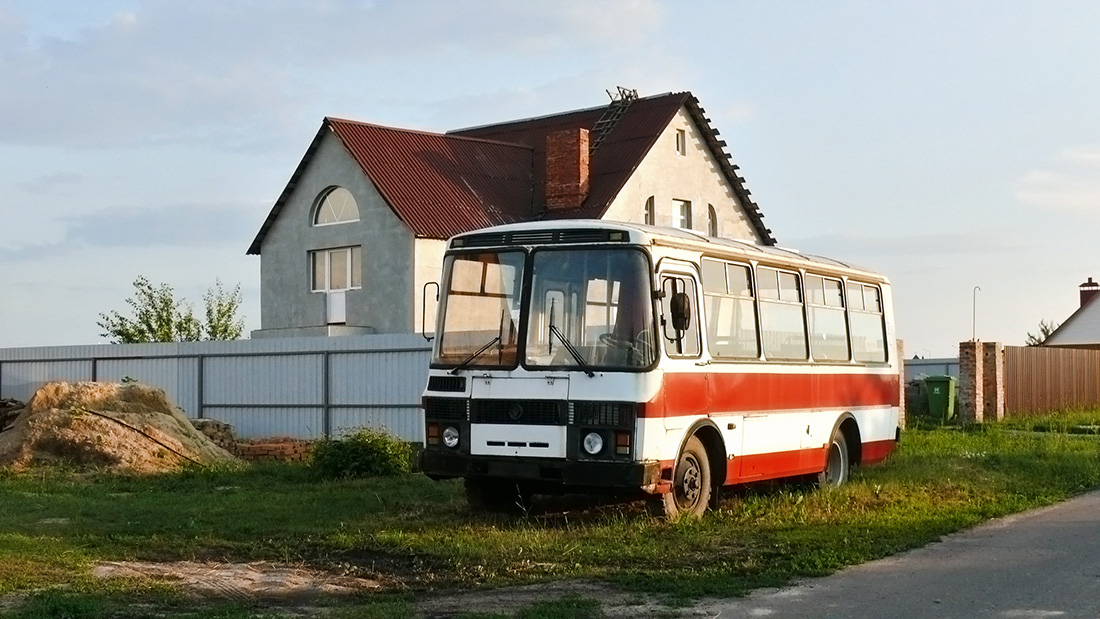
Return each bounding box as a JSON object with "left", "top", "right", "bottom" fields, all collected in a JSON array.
[
  {"left": 424, "top": 397, "right": 468, "bottom": 421},
  {"left": 574, "top": 402, "right": 636, "bottom": 428},
  {"left": 457, "top": 229, "right": 621, "bottom": 248},
  {"left": 427, "top": 376, "right": 466, "bottom": 392},
  {"left": 471, "top": 400, "right": 565, "bottom": 425}
]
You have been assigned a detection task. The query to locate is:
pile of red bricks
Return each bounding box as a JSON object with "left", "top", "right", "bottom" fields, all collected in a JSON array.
[{"left": 235, "top": 437, "right": 314, "bottom": 463}]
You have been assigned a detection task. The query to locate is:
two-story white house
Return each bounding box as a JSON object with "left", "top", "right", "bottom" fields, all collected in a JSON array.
[{"left": 247, "top": 90, "right": 774, "bottom": 338}]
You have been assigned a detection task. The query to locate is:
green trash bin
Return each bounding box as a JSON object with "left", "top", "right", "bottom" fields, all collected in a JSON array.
[{"left": 925, "top": 375, "right": 956, "bottom": 422}]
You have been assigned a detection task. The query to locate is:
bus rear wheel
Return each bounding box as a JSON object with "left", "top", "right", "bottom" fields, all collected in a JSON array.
[
  {"left": 464, "top": 478, "right": 532, "bottom": 514},
  {"left": 818, "top": 430, "right": 850, "bottom": 488},
  {"left": 657, "top": 435, "right": 711, "bottom": 519}
]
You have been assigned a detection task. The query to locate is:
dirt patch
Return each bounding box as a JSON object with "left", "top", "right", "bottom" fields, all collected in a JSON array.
[
  {"left": 0, "top": 382, "right": 237, "bottom": 474},
  {"left": 92, "top": 560, "right": 381, "bottom": 600}
]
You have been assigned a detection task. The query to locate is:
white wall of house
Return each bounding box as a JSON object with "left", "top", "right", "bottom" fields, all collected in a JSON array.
[
  {"left": 603, "top": 106, "right": 760, "bottom": 242},
  {"left": 255, "top": 130, "right": 416, "bottom": 338}
]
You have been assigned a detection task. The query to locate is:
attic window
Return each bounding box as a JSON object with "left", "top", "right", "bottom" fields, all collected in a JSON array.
[
  {"left": 644, "top": 196, "right": 655, "bottom": 225},
  {"left": 674, "top": 199, "right": 692, "bottom": 229},
  {"left": 707, "top": 205, "right": 718, "bottom": 236},
  {"left": 675, "top": 129, "right": 687, "bottom": 155},
  {"left": 314, "top": 187, "right": 359, "bottom": 225}
]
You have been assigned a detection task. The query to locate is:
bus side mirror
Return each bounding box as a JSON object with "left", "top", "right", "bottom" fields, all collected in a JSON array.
[
  {"left": 671, "top": 292, "right": 691, "bottom": 332},
  {"left": 422, "top": 281, "right": 439, "bottom": 341}
]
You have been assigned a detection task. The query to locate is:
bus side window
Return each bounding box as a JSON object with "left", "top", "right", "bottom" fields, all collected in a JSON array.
[
  {"left": 702, "top": 258, "right": 760, "bottom": 359},
  {"left": 660, "top": 275, "right": 701, "bottom": 357},
  {"left": 850, "top": 282, "right": 887, "bottom": 363},
  {"left": 758, "top": 267, "right": 808, "bottom": 361}
]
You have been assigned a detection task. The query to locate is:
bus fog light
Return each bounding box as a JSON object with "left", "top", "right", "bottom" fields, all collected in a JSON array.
[
  {"left": 443, "top": 426, "right": 460, "bottom": 448},
  {"left": 583, "top": 432, "right": 604, "bottom": 455}
]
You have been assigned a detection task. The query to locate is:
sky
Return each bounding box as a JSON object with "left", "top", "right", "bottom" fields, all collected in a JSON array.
[{"left": 1, "top": 0, "right": 1098, "bottom": 357}]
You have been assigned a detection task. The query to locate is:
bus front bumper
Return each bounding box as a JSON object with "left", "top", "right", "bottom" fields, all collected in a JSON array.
[{"left": 420, "top": 450, "right": 664, "bottom": 493}]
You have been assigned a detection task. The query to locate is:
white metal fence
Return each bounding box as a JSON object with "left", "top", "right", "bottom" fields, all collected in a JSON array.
[{"left": 0, "top": 334, "right": 432, "bottom": 442}]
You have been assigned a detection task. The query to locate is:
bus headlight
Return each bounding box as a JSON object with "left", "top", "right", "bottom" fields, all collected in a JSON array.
[
  {"left": 442, "top": 426, "right": 460, "bottom": 449},
  {"left": 582, "top": 431, "right": 604, "bottom": 455}
]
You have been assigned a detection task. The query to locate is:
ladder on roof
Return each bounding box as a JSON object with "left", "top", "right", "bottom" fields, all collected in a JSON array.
[{"left": 589, "top": 87, "right": 638, "bottom": 154}]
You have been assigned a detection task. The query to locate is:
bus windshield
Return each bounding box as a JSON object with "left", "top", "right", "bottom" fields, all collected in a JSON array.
[
  {"left": 433, "top": 247, "right": 657, "bottom": 371},
  {"left": 434, "top": 251, "right": 525, "bottom": 368},
  {"left": 525, "top": 248, "right": 656, "bottom": 370}
]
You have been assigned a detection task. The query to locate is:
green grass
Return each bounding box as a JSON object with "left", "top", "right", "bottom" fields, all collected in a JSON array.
[{"left": 3, "top": 412, "right": 1100, "bottom": 617}]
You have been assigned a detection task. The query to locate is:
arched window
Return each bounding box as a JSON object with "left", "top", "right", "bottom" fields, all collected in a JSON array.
[
  {"left": 707, "top": 204, "right": 718, "bottom": 237},
  {"left": 313, "top": 187, "right": 359, "bottom": 225},
  {"left": 644, "top": 196, "right": 655, "bottom": 225}
]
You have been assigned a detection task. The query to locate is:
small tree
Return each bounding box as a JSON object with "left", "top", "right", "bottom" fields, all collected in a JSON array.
[
  {"left": 98, "top": 277, "right": 201, "bottom": 343},
  {"left": 99, "top": 277, "right": 245, "bottom": 344},
  {"left": 1025, "top": 319, "right": 1060, "bottom": 346},
  {"left": 203, "top": 280, "right": 244, "bottom": 341}
]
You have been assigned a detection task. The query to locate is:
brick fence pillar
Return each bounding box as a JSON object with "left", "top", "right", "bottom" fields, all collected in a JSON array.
[
  {"left": 982, "top": 341, "right": 1005, "bottom": 422},
  {"left": 959, "top": 340, "right": 984, "bottom": 424}
]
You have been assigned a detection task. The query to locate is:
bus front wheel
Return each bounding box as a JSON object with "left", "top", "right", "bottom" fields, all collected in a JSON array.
[{"left": 658, "top": 435, "right": 711, "bottom": 519}]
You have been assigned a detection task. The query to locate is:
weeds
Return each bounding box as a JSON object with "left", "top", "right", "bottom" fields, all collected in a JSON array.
[{"left": 2, "top": 411, "right": 1100, "bottom": 616}]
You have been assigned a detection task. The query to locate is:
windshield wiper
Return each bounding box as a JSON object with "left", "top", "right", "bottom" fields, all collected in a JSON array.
[
  {"left": 449, "top": 335, "right": 501, "bottom": 375},
  {"left": 548, "top": 324, "right": 594, "bottom": 378},
  {"left": 449, "top": 309, "right": 514, "bottom": 375}
]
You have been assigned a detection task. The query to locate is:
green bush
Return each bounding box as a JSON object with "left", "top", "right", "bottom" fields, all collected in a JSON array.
[{"left": 310, "top": 428, "right": 412, "bottom": 479}]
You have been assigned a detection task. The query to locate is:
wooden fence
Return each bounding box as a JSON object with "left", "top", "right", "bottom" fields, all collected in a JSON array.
[{"left": 1004, "top": 346, "right": 1100, "bottom": 415}]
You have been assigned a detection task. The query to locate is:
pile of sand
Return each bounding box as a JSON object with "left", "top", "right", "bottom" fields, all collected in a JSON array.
[{"left": 0, "top": 382, "right": 237, "bottom": 474}]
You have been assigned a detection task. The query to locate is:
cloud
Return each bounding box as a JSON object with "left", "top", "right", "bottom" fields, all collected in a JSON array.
[
  {"left": 0, "top": 0, "right": 662, "bottom": 151},
  {"left": 0, "top": 201, "right": 261, "bottom": 261},
  {"left": 1015, "top": 145, "right": 1100, "bottom": 220},
  {"left": 16, "top": 171, "right": 84, "bottom": 194}
]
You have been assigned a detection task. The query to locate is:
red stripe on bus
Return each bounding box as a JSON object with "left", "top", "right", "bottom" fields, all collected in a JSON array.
[
  {"left": 655, "top": 438, "right": 897, "bottom": 491},
  {"left": 729, "top": 448, "right": 821, "bottom": 483},
  {"left": 860, "top": 438, "right": 896, "bottom": 464},
  {"left": 719, "top": 440, "right": 895, "bottom": 486},
  {"left": 643, "top": 371, "right": 900, "bottom": 418}
]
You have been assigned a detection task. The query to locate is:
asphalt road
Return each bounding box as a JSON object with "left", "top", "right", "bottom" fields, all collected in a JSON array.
[{"left": 694, "top": 489, "right": 1100, "bottom": 618}]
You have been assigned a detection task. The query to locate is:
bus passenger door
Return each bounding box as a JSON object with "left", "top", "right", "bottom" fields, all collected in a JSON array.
[{"left": 656, "top": 270, "right": 706, "bottom": 426}]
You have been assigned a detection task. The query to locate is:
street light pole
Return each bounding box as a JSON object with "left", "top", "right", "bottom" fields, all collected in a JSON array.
[{"left": 972, "top": 286, "right": 981, "bottom": 341}]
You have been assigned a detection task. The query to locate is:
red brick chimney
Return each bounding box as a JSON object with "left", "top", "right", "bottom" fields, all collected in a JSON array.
[
  {"left": 1081, "top": 277, "right": 1100, "bottom": 308},
  {"left": 545, "top": 128, "right": 590, "bottom": 210}
]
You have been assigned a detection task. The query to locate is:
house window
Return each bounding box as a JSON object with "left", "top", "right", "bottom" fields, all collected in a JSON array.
[
  {"left": 707, "top": 204, "right": 718, "bottom": 236},
  {"left": 313, "top": 186, "right": 359, "bottom": 225},
  {"left": 673, "top": 199, "right": 692, "bottom": 229},
  {"left": 644, "top": 196, "right": 655, "bottom": 225},
  {"left": 675, "top": 129, "right": 687, "bottom": 155},
  {"left": 311, "top": 246, "right": 362, "bottom": 292}
]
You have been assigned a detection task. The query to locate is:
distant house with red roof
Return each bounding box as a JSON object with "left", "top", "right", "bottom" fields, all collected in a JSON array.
[
  {"left": 247, "top": 90, "right": 774, "bottom": 338},
  {"left": 1043, "top": 278, "right": 1100, "bottom": 349}
]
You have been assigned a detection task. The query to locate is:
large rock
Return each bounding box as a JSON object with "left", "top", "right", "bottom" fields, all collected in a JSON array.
[{"left": 0, "top": 382, "right": 238, "bottom": 474}]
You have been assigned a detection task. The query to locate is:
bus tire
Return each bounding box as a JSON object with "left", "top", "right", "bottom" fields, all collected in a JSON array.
[
  {"left": 658, "top": 435, "right": 711, "bottom": 519},
  {"left": 465, "top": 478, "right": 532, "bottom": 514},
  {"left": 818, "top": 429, "right": 849, "bottom": 488}
]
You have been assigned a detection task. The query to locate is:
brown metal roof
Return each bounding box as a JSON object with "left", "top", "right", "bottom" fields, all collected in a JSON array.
[
  {"left": 451, "top": 91, "right": 774, "bottom": 244},
  {"left": 450, "top": 92, "right": 687, "bottom": 221},
  {"left": 248, "top": 91, "right": 773, "bottom": 254},
  {"left": 328, "top": 119, "right": 535, "bottom": 239},
  {"left": 247, "top": 119, "right": 535, "bottom": 253}
]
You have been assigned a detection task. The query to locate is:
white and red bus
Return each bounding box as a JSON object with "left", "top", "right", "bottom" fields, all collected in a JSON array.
[{"left": 420, "top": 220, "right": 900, "bottom": 517}]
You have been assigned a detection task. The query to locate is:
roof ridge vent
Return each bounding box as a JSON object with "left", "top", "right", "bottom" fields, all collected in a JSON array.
[{"left": 589, "top": 87, "right": 638, "bottom": 154}]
